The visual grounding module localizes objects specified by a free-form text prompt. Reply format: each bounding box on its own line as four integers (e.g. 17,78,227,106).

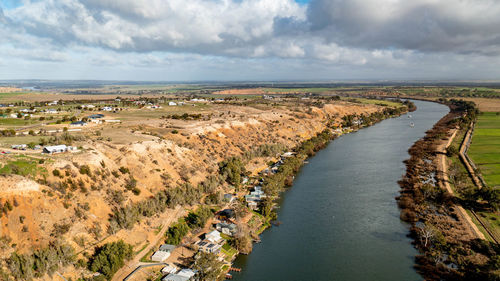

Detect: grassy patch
139,247,155,263
477,211,500,242
466,210,495,243
220,233,232,241
0,92,28,102
0,135,48,147
469,112,500,187
0,118,42,127
0,155,46,178
342,97,402,107
135,243,148,255
221,242,238,261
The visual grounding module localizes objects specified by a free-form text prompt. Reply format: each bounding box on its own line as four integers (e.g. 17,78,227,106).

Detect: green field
0,118,42,127
345,97,402,107
0,155,46,178
469,112,500,187
0,91,27,102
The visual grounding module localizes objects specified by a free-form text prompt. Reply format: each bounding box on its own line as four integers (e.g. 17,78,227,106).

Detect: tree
418,223,435,248
260,196,274,218
89,240,133,280
193,252,224,281
219,157,245,188
231,223,252,254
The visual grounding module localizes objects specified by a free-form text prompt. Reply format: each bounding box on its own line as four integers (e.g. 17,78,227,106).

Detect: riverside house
196,240,222,254
216,222,237,236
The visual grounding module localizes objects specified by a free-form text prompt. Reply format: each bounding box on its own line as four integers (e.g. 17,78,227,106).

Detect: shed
43,145,68,154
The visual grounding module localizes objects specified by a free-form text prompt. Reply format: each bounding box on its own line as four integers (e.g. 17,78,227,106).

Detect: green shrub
88,240,133,280
79,165,91,176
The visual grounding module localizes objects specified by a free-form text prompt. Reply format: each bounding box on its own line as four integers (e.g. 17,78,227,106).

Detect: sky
1,0,500,81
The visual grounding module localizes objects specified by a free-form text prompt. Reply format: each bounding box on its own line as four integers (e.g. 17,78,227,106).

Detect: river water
231,100,449,281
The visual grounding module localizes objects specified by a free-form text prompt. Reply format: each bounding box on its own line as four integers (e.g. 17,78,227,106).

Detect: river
231,100,449,281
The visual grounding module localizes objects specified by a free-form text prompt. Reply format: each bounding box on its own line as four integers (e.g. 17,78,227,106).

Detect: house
245,186,266,203
90,119,102,124
163,269,196,281
70,121,87,127
161,264,178,274
43,145,73,154
87,114,104,119
47,101,58,106
205,230,222,243
168,102,177,106
45,109,58,114
101,106,113,111
162,274,189,281
216,222,237,236
104,119,121,123
196,240,222,254
151,244,175,262
177,269,196,278
11,144,27,150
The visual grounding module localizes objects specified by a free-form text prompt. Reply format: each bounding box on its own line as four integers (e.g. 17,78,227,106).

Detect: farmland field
469,112,500,187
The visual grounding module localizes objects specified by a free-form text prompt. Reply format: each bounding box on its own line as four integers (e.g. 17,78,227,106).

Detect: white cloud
1,0,500,80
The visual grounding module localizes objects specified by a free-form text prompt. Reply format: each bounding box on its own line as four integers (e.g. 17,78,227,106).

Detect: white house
177,269,196,278
205,230,222,243
162,269,196,281
162,274,189,281
70,121,87,127
43,145,74,154
102,106,113,111
168,101,177,106
161,264,178,274
151,244,175,262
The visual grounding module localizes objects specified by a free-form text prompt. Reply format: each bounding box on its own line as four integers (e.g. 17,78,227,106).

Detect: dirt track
111,206,185,281
435,129,486,240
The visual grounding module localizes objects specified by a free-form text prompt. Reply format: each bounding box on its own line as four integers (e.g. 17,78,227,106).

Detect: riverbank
397,99,500,280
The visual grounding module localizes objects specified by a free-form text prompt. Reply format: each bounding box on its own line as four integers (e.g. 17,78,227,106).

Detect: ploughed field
469,112,500,187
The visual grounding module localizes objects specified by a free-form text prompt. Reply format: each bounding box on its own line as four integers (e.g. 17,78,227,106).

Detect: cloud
1,0,500,80
307,0,500,55
5,0,306,55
